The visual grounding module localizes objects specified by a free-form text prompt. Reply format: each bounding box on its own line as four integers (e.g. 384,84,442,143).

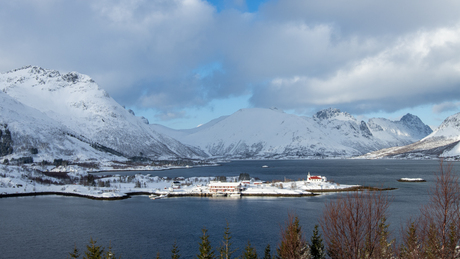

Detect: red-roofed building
307,172,326,182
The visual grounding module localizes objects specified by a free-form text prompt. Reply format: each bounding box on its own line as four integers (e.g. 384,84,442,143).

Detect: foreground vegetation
69,160,460,258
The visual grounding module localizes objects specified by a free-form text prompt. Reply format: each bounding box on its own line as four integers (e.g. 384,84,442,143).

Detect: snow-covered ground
0,164,358,199
397,178,426,182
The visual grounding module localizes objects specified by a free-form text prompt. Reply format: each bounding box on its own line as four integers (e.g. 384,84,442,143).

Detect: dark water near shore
0,159,458,258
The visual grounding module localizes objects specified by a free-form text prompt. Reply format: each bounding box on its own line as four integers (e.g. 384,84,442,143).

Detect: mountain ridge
2,66,456,162
0,66,206,161
151,107,434,159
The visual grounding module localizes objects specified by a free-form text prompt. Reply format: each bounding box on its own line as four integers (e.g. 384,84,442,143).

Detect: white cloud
433,102,460,114
251,24,460,114
1,0,460,123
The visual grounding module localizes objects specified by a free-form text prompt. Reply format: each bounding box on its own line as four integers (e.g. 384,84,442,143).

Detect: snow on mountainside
0,66,205,160
152,107,433,159
367,114,433,147
362,112,460,159
0,91,119,161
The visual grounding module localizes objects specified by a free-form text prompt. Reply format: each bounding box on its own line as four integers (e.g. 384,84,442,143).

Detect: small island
397,178,426,182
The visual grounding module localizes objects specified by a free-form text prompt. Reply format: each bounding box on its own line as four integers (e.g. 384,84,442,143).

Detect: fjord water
0,159,457,258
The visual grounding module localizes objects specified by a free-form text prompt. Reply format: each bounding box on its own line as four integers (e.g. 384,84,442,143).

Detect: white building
208,181,242,193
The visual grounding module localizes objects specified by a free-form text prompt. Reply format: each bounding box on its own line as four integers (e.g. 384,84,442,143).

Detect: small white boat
228,193,241,198
212,192,226,197
149,193,168,199
262,165,269,168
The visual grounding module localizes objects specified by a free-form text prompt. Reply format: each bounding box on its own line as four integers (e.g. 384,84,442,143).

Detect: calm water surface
1,159,458,258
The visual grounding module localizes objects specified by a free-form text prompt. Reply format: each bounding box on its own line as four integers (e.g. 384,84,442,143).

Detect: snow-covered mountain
0,66,438,161
152,107,433,159
363,112,460,159
0,66,205,161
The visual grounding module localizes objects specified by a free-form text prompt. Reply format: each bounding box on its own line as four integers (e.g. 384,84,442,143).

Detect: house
171,181,181,189
208,181,242,193
307,172,326,182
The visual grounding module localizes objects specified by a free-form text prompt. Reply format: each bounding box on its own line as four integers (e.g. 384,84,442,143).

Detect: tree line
69,160,460,258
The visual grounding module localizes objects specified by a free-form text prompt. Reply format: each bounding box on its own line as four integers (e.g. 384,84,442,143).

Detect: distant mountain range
151,107,433,159
362,112,460,159
0,66,458,162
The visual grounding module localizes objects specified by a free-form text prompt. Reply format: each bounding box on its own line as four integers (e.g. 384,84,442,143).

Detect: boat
262,165,269,168
212,192,226,197
149,193,168,200
228,193,241,198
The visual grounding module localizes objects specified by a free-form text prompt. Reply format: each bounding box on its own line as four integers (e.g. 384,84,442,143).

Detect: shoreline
0,185,396,201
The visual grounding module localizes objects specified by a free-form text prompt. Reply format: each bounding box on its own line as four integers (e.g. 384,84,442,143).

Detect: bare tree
320,190,392,259
417,160,460,259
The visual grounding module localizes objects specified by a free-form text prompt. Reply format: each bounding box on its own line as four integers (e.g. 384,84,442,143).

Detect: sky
1,0,460,129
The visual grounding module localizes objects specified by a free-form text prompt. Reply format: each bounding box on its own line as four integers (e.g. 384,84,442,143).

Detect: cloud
250,25,460,114
154,110,188,121
433,102,460,114
1,0,460,122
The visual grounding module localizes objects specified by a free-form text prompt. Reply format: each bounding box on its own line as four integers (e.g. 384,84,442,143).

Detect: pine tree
263,244,271,259
399,221,420,259
171,240,180,259
104,242,117,259
219,222,237,259
375,216,394,259
309,225,325,259
242,240,258,259
197,228,215,259
277,214,308,259
69,243,80,259
84,237,104,259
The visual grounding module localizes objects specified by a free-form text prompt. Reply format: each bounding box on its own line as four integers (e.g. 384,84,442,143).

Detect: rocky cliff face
0,124,13,157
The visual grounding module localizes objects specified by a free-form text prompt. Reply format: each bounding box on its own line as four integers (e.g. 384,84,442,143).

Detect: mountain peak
400,113,420,124
3,65,95,85
399,113,433,136
314,108,353,120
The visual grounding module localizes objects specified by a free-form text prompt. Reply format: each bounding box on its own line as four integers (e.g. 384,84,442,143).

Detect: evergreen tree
263,244,271,259
399,221,420,258
104,242,117,259
277,214,308,259
375,216,394,259
309,225,325,259
69,243,80,259
171,240,180,259
242,240,258,259
219,222,237,259
84,238,104,259
197,228,215,259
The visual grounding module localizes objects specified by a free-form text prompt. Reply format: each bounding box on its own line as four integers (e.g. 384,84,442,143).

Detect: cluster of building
204,172,326,196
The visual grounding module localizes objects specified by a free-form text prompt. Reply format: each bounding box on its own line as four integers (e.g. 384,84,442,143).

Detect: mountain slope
362,112,460,159
152,107,433,159
0,91,117,161
0,66,205,160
